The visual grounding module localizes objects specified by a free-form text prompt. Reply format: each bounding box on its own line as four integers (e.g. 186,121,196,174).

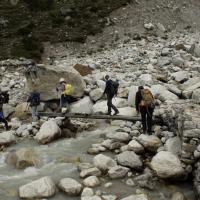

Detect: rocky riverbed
1,17,200,200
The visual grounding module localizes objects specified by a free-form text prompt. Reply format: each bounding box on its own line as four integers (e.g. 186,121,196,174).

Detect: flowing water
0,125,196,200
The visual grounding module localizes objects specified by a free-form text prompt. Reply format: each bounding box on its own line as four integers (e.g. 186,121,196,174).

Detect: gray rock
102,195,118,200
58,178,82,196
151,151,185,179
116,151,142,170
93,154,117,171
3,104,15,118
172,56,184,67
107,132,130,142
137,134,162,152
108,165,129,179
70,96,93,114
19,176,56,198
82,196,102,200
80,167,101,178
192,88,200,103
171,71,189,83
35,120,61,144
138,74,153,86
128,140,144,154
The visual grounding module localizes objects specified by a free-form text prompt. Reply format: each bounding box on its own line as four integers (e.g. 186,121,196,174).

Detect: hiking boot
113,110,119,115
106,112,111,115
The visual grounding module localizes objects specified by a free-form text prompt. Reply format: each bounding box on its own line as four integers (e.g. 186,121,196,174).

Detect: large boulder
128,140,144,154
92,98,128,114
121,194,148,200
35,120,61,144
19,176,56,198
128,86,138,107
58,178,82,196
93,154,117,172
25,64,86,101
5,148,40,169
73,63,93,76
70,96,93,114
171,71,189,83
116,151,143,170
151,151,185,179
138,74,153,86
0,131,16,147
118,107,137,116
137,134,162,152
3,104,15,118
180,77,200,98
13,102,29,119
89,88,104,101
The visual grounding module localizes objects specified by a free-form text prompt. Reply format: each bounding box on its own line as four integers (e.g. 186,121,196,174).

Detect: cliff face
0,0,130,60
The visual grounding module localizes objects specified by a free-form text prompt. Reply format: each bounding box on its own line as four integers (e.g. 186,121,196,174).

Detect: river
0,124,196,200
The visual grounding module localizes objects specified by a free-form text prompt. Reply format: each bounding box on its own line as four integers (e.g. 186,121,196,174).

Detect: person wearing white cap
56,78,72,110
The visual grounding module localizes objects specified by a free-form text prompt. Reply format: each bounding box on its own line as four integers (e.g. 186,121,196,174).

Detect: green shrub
23,0,54,11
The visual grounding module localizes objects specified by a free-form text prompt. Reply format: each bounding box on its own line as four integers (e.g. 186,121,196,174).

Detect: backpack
29,92,40,106
110,80,119,96
140,89,155,108
63,84,72,96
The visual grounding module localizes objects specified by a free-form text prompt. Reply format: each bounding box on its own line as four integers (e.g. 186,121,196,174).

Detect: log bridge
38,112,162,123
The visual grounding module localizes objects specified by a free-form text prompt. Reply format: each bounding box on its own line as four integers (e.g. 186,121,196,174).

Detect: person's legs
147,107,154,134
140,107,147,133
31,106,37,121
107,97,112,115
0,115,9,130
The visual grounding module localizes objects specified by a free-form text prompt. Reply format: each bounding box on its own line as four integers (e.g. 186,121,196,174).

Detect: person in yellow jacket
56,78,72,110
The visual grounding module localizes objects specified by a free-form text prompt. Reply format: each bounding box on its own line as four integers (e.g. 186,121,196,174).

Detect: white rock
19,176,56,198
83,176,100,187
93,154,117,171
70,96,94,114
89,88,104,101
192,88,200,103
35,120,61,144
108,165,129,179
151,151,185,179
102,195,118,200
118,107,137,116
81,187,94,197
0,131,16,146
116,151,142,170
58,178,82,196
121,194,148,200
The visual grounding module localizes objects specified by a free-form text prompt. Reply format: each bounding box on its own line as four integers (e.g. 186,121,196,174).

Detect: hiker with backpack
135,86,155,134
0,89,9,130
56,78,72,111
27,87,40,121
103,75,119,115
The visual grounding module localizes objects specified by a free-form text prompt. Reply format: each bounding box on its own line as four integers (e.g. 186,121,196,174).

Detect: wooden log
37,112,162,123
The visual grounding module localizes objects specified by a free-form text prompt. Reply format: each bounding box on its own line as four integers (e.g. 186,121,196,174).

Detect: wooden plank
38,112,162,123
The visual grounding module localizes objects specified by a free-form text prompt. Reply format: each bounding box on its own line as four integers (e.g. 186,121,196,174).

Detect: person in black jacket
103,75,119,115
0,89,9,130
135,86,154,134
